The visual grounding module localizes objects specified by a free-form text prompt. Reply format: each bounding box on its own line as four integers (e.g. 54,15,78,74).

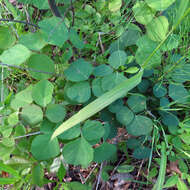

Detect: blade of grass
153,142,167,190
51,69,143,139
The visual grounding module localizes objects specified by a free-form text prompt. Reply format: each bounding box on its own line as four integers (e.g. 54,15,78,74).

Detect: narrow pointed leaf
51,69,143,139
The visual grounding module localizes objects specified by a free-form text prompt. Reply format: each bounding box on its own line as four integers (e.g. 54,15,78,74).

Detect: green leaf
27,54,55,80
66,81,91,103
58,124,81,140
127,94,147,113
108,0,122,12
1,137,15,147
136,35,161,68
101,73,126,91
116,106,134,126
161,34,180,51
0,44,31,66
82,120,105,141
146,16,169,42
39,17,69,47
169,84,189,103
92,78,105,97
108,99,123,113
177,178,188,190
109,28,141,53
69,29,84,49
57,163,66,182
8,112,19,126
93,143,117,163
160,111,179,127
93,64,113,77
31,134,60,160
62,137,93,168
32,80,54,107
108,50,127,69
64,59,93,82
117,165,134,173
126,115,153,136
10,85,33,110
45,104,66,123
145,0,176,11
19,32,46,51
51,69,143,139
0,26,16,49
132,1,155,25
133,146,151,159
21,104,43,126
125,66,139,74
64,182,91,190
32,163,44,187
127,138,142,149
153,83,167,98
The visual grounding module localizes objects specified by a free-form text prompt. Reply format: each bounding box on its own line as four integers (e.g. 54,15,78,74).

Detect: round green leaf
126,115,153,136
161,111,179,127
66,81,91,103
169,84,189,103
133,146,151,159
127,94,146,113
153,83,167,98
58,124,81,140
126,138,142,149
82,120,105,141
93,64,113,77
19,32,46,51
39,17,69,47
116,106,134,126
161,34,180,51
27,54,55,80
145,0,176,11
21,104,43,126
125,66,139,74
92,78,105,97
31,134,60,160
11,85,33,110
0,26,16,50
32,80,54,107
108,99,123,113
64,59,93,82
101,73,126,91
45,104,66,123
108,0,122,12
132,1,155,25
146,16,169,42
93,143,117,163
62,137,94,168
0,44,31,66
108,50,127,69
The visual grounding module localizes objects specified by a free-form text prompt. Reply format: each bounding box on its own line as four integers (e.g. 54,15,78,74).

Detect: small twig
70,0,75,27
98,32,105,54
95,163,103,190
83,164,98,184
1,67,4,102
133,160,144,189
0,131,42,143
0,18,40,28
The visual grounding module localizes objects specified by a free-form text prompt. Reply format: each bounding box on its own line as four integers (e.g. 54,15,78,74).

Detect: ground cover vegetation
0,0,190,189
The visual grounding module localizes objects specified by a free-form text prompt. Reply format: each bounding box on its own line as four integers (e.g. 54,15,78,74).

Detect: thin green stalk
152,142,167,190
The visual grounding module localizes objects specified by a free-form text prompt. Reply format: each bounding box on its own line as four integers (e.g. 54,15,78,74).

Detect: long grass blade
153,142,167,190
51,69,143,139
